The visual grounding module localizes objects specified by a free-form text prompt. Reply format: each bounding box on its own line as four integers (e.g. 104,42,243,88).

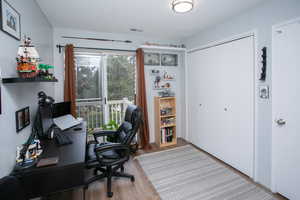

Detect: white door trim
185,30,258,180
184,49,189,141
271,16,300,193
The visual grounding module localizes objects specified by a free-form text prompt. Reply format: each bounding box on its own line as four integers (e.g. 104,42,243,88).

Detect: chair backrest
0,176,27,200
117,104,142,145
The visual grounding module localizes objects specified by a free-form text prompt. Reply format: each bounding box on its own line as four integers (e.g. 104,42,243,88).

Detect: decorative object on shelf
144,52,160,66
153,74,172,90
38,64,54,80
153,83,172,90
172,0,194,13
163,71,176,81
16,36,40,78
259,47,267,81
15,106,30,133
0,0,21,40
161,54,178,66
161,82,171,89
161,117,176,126
150,69,160,76
158,89,175,97
153,75,162,89
259,85,269,99
160,107,173,116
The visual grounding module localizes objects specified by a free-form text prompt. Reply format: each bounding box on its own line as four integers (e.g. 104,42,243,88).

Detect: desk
12,123,86,199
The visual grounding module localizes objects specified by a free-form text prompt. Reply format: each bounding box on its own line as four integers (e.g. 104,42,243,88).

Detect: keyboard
53,128,73,146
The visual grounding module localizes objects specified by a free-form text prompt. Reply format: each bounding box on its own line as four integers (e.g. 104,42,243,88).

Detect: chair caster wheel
107,192,113,198
130,176,135,182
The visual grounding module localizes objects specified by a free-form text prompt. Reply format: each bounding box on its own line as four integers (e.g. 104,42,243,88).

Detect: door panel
75,53,105,129
272,20,300,199
187,36,254,177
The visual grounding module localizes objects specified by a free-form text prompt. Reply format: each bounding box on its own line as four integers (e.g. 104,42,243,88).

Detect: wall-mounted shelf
2,77,58,84
140,45,186,52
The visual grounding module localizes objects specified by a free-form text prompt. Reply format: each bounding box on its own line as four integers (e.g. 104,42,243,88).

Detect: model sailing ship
16,36,55,79
16,36,40,78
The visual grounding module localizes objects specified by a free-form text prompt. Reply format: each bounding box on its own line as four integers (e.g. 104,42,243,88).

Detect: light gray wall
183,0,300,188
0,0,53,177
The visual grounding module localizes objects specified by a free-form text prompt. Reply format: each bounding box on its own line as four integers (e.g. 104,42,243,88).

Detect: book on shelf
161,127,174,144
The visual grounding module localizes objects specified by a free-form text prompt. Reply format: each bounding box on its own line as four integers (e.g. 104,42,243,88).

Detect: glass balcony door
75,51,136,129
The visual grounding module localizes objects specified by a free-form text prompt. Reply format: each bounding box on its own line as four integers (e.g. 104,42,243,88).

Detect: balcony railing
76,98,133,129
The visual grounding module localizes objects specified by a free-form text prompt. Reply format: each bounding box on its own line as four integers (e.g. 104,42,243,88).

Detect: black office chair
85,104,142,198
0,176,28,200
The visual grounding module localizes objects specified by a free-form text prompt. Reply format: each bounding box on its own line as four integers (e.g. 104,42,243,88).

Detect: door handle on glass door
276,119,286,126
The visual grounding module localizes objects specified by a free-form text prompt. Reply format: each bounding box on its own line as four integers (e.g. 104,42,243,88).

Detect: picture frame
0,0,21,40
144,53,160,66
16,107,30,133
161,54,178,66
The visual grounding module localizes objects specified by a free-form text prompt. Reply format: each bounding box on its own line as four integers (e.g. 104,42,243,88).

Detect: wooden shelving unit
155,97,177,148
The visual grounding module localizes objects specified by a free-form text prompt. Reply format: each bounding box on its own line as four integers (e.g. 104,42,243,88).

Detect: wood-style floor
50,138,287,200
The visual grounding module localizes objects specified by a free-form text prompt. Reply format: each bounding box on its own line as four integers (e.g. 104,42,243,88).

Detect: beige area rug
136,145,276,200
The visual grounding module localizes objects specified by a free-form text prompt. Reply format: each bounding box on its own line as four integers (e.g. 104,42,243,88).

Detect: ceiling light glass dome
172,0,194,13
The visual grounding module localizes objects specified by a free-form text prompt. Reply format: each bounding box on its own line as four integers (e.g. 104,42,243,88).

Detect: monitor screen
52,102,71,118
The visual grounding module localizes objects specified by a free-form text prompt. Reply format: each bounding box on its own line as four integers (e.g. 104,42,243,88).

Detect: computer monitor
52,102,71,118
38,104,54,138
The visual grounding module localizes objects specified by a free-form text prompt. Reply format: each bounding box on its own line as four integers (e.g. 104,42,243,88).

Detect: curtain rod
56,45,136,54
62,36,132,44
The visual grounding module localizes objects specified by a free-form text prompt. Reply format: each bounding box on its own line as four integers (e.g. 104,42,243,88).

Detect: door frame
271,16,300,193
185,30,259,180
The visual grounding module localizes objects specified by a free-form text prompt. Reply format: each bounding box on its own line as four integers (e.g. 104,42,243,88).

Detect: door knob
276,119,286,126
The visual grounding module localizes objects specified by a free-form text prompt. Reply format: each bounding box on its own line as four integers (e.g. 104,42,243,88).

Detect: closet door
187,52,203,145
272,20,300,199
187,36,255,177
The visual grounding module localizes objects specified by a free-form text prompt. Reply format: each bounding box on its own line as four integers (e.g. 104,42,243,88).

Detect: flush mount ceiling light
172,0,194,13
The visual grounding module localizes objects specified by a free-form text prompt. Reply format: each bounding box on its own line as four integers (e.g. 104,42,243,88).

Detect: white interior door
187,36,255,177
272,19,300,200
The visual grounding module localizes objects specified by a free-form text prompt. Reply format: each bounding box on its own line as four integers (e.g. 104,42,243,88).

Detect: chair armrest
94,143,130,166
92,130,117,141
94,143,130,154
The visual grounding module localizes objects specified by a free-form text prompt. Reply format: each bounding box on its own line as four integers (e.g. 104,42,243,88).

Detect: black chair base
84,166,135,198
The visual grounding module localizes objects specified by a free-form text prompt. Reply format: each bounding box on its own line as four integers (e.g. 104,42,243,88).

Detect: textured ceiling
37,0,267,41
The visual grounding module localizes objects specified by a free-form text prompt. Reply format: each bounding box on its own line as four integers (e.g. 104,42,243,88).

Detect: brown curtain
64,44,77,117
136,48,150,149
